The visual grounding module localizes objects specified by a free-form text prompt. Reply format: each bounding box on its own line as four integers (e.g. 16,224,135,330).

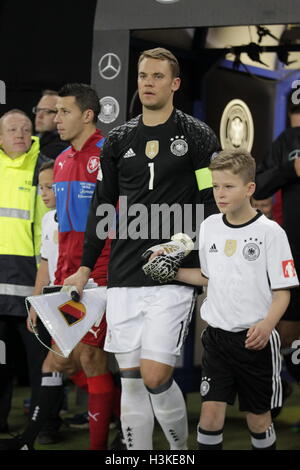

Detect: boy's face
39,168,56,209
212,169,255,215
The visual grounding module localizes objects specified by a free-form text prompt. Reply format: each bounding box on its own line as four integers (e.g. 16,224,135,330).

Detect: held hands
245,319,274,350
142,233,194,283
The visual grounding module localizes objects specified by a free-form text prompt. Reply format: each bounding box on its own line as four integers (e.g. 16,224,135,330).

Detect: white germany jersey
199,212,299,332
40,210,58,284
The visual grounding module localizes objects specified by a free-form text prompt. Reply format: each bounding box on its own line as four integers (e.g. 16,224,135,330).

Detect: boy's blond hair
209,149,256,183
138,47,180,78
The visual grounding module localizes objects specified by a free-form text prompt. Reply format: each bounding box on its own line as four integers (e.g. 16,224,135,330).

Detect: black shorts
281,287,300,321
200,326,282,414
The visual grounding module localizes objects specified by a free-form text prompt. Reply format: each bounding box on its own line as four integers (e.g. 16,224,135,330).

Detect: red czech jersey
53,130,110,285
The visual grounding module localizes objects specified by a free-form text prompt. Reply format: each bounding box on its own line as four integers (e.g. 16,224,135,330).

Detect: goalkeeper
63,47,219,450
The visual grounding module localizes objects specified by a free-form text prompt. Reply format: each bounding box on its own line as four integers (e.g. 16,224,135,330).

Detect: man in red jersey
0,84,120,450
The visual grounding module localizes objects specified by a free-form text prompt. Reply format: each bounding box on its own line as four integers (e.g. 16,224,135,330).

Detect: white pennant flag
26,287,107,357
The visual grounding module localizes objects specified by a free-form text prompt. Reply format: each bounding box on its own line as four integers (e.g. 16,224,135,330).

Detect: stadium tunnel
1,0,300,392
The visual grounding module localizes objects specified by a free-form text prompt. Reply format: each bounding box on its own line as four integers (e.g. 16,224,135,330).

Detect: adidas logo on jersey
209,243,218,253
123,148,136,158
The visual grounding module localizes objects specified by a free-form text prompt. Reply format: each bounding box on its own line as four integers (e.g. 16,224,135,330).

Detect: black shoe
0,436,33,450
63,412,89,429
38,418,62,445
37,429,61,445
0,423,9,434
109,430,127,450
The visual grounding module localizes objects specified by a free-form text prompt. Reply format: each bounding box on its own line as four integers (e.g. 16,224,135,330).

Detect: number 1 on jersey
148,162,154,190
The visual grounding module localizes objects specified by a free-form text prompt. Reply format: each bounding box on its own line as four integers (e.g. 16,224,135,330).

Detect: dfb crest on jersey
145,140,159,159
220,99,254,152
170,135,188,156
243,242,260,261
87,156,100,174
58,300,86,326
224,239,237,257
242,238,262,261
200,376,211,396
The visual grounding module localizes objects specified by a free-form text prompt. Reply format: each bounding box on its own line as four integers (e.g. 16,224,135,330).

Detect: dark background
0,0,97,116
0,0,213,121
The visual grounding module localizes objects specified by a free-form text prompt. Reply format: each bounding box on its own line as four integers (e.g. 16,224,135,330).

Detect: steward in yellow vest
0,109,49,316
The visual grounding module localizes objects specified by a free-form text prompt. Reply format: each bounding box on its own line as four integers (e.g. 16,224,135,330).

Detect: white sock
149,380,188,450
120,377,154,450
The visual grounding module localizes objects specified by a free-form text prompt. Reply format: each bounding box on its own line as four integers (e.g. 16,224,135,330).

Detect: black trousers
0,315,50,425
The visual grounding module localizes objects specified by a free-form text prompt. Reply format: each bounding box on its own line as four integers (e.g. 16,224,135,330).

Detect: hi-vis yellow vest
0,137,49,314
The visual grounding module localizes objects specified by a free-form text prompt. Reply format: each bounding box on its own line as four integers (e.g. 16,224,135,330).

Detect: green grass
2,384,300,450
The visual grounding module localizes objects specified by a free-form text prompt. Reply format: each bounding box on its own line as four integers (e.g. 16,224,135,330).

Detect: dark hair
58,83,100,123
138,47,180,78
39,160,55,173
209,149,256,183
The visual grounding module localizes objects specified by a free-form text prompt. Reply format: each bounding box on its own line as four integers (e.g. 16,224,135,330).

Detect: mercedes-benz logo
98,53,121,80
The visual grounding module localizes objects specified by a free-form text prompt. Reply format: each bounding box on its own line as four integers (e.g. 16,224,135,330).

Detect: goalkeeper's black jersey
82,108,219,287
255,126,300,265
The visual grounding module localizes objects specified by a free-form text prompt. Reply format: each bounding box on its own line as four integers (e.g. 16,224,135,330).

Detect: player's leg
197,327,236,450
239,329,281,450
78,328,115,450
20,344,71,447
141,358,188,450
0,343,77,450
116,350,155,450
140,285,196,450
105,287,155,450
246,411,276,450
197,401,227,450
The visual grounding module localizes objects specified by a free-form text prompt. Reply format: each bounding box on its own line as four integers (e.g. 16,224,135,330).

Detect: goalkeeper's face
138,58,180,111
212,169,256,216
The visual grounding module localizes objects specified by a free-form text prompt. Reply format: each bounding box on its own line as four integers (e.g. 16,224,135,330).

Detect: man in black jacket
255,101,300,388
33,90,68,159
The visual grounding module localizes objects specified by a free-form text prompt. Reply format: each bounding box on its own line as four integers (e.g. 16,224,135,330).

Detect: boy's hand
27,306,38,333
142,233,194,283
148,249,165,261
142,233,194,262
245,319,274,350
